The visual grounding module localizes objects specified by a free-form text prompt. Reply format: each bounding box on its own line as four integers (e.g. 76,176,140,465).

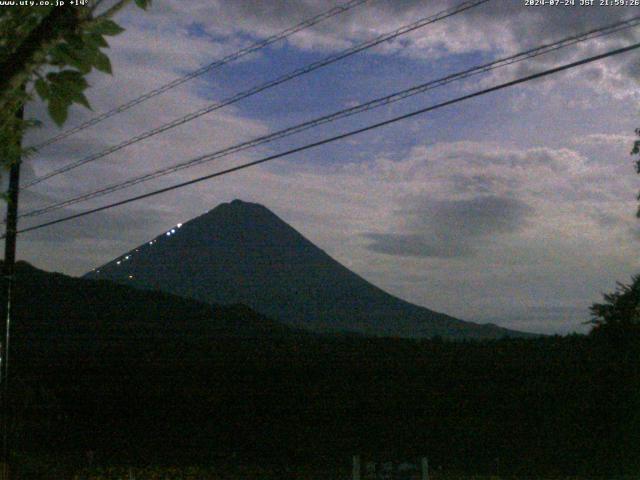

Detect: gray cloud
163,0,640,94
20,205,166,244
449,173,517,195
365,232,471,258
405,195,534,237
365,195,534,258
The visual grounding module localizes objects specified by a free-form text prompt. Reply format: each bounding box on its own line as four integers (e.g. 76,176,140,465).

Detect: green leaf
75,91,91,110
84,32,109,49
135,0,151,10
63,32,84,51
55,70,88,89
50,43,92,73
93,50,112,74
47,71,88,109
34,78,50,100
45,70,92,112
92,19,125,37
48,98,68,126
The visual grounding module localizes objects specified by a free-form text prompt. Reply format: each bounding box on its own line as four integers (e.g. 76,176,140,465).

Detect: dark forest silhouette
4,262,638,478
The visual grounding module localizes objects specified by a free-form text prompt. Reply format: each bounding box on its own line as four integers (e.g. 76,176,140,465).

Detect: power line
26,0,372,152
24,0,489,187
22,0,492,189
20,14,640,219
14,41,640,237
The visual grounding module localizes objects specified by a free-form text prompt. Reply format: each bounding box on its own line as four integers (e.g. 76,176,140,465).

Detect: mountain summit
84,200,529,339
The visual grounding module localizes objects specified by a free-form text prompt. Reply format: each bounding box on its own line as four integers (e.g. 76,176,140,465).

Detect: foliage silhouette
3,262,638,477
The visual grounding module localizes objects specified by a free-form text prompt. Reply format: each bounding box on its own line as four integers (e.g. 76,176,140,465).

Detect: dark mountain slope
85,199,531,339
7,260,300,352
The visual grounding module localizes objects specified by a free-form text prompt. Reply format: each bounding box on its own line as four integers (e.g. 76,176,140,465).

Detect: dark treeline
4,262,639,477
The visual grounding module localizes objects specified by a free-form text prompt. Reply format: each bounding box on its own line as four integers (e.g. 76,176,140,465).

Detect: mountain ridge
7,259,302,341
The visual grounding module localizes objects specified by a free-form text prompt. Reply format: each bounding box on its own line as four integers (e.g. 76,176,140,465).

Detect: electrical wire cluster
13,0,640,237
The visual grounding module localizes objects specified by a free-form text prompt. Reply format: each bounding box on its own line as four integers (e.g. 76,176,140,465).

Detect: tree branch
0,8,80,113
95,0,131,20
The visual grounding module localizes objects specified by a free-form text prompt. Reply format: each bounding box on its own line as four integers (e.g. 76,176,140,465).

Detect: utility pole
1,105,23,480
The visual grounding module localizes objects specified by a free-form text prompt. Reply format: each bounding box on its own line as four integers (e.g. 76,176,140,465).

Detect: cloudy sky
16,0,640,334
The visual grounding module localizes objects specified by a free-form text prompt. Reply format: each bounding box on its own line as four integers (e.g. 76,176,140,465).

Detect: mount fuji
84,200,530,339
